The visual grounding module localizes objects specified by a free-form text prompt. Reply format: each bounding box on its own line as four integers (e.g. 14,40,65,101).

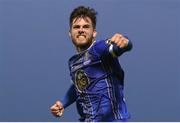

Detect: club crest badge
75,69,89,92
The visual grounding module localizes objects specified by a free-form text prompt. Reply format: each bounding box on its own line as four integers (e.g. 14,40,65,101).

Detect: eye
83,25,90,29
73,25,80,29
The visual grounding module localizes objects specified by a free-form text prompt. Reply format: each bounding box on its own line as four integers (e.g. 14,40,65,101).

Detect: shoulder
93,39,108,48
68,53,79,68
90,39,110,56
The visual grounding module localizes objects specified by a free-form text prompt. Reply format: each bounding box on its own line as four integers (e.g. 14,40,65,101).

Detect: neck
76,40,95,53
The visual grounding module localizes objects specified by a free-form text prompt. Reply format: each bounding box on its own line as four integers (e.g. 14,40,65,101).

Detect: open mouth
77,35,86,38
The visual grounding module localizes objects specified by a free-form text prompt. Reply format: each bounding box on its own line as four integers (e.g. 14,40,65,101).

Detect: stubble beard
72,36,94,52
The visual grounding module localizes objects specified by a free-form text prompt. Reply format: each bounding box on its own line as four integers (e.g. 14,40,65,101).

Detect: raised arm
107,33,133,57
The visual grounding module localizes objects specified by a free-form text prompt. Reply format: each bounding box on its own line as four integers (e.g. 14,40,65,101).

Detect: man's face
69,17,97,50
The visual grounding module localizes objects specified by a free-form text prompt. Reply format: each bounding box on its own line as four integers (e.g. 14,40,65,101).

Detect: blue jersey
62,39,132,122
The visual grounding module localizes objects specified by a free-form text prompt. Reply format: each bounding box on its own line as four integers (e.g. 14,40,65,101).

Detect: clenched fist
109,33,129,48
50,101,64,117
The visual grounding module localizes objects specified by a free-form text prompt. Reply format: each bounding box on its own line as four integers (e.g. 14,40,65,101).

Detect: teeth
78,35,85,38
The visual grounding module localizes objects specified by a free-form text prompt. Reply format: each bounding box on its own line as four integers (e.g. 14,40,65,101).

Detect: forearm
61,84,77,108
109,40,133,57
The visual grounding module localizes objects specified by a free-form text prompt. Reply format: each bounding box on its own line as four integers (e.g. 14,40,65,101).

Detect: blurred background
0,0,179,121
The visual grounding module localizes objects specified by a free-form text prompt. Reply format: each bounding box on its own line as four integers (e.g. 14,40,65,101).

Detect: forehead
72,17,93,25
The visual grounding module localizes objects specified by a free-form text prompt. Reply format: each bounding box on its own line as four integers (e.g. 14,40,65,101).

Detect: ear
69,30,71,37
93,29,97,38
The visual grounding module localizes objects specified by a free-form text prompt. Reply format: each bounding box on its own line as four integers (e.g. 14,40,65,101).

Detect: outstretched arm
50,84,77,117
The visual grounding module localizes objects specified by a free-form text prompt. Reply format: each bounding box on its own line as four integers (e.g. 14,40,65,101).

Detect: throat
76,45,90,52
76,40,95,53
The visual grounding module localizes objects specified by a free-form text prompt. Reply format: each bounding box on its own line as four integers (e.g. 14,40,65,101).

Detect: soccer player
50,6,133,122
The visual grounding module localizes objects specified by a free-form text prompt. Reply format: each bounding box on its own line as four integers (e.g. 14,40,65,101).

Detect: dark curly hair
69,6,97,29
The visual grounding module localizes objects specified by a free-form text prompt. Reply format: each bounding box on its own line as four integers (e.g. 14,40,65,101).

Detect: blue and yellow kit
61,39,132,122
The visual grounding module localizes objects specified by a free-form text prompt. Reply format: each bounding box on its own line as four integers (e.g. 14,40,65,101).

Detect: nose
78,27,84,34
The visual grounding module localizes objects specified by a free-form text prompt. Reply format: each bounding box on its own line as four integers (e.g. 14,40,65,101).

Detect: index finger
50,104,59,110
51,106,60,111
111,33,123,42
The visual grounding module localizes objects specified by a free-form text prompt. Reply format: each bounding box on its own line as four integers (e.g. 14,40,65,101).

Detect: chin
76,43,88,47
76,40,88,46
73,38,93,48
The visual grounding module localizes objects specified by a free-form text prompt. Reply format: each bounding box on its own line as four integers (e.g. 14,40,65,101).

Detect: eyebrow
72,24,90,28
73,16,90,24
72,25,80,28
